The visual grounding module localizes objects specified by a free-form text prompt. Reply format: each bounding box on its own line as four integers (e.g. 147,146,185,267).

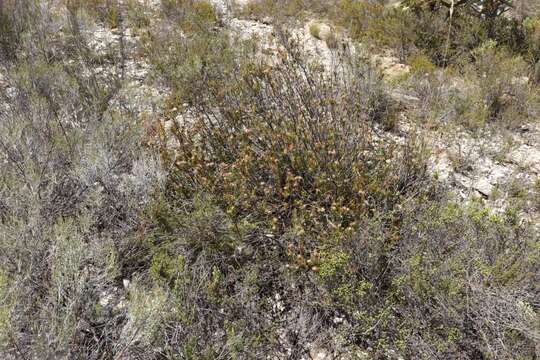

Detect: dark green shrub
358,1,528,67
143,28,432,358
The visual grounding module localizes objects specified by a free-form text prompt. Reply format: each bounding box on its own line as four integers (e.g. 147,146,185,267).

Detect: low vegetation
0,0,539,359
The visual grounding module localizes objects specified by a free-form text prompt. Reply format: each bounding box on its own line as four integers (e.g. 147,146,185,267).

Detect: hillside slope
0,0,539,359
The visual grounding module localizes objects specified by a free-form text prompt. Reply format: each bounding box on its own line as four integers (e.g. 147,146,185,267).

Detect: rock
372,54,410,79
474,178,494,198
114,298,127,313
308,21,332,41
208,0,230,17
261,16,273,25
389,90,420,105
511,76,529,86
383,63,410,79
235,0,256,8
454,173,472,189
99,289,116,308
518,124,532,133
229,18,274,41
431,154,452,182
270,293,285,313
310,349,330,360
509,145,540,174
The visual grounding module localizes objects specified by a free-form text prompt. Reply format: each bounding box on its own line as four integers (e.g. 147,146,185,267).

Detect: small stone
389,90,420,105
383,63,410,79
474,178,494,198
99,291,115,308
261,16,272,25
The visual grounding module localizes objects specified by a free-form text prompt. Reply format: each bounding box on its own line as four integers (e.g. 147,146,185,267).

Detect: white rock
310,349,329,360
509,145,540,174
99,290,116,308
474,178,494,198
372,54,410,79
431,154,452,182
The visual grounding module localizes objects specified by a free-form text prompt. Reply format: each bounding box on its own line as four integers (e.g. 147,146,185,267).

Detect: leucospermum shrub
162,39,426,248
142,34,432,357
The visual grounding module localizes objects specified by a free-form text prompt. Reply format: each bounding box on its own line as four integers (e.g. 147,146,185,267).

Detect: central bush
162,40,426,243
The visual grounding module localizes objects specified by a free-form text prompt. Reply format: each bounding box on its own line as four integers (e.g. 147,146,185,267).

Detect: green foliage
407,53,437,75
319,250,349,278
402,0,514,20
334,0,528,67
240,0,331,20
150,250,186,284
160,0,217,29
66,0,122,28
142,5,232,107
387,200,539,358
0,269,11,347
335,0,385,40
365,8,415,61
309,22,322,39
459,45,538,129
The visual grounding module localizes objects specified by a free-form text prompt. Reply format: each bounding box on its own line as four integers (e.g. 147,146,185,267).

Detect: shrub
141,0,231,107
0,3,163,358
309,22,322,39
335,0,385,41
143,27,431,358
364,8,416,61
402,43,539,130
160,0,217,29
0,269,11,347
459,44,538,129
325,30,339,49
239,0,333,21
389,200,540,358
0,0,43,61
66,0,122,28
162,38,419,237
407,53,437,75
